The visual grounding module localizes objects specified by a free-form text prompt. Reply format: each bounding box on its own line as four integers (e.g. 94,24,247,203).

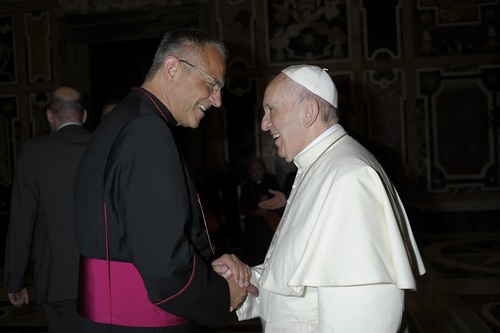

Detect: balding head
47,86,87,132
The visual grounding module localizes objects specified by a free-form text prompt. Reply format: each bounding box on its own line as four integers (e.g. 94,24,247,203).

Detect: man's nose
261,112,270,131
210,91,222,108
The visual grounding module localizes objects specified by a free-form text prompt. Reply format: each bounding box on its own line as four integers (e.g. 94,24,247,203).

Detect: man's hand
258,189,286,210
8,288,29,307
227,280,259,312
212,254,251,288
227,279,247,312
212,254,260,311
247,283,259,297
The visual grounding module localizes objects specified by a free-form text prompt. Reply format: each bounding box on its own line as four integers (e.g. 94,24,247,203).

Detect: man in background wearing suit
4,86,91,332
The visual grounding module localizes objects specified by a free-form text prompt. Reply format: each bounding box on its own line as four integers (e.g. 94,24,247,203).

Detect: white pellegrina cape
237,126,425,332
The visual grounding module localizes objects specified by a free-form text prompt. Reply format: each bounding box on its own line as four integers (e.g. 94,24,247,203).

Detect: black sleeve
105,116,230,327
4,144,37,293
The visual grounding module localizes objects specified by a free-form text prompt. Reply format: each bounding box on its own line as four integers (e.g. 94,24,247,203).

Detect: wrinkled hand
227,280,259,312
212,254,250,288
8,288,29,307
258,189,286,210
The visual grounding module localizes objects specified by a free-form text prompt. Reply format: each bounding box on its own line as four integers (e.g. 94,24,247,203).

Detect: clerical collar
132,86,177,127
296,123,341,158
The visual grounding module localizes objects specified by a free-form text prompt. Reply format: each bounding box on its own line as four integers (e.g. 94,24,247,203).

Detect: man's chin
186,114,203,129
277,150,288,162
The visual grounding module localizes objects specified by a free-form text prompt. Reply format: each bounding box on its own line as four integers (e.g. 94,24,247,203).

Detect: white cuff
236,265,263,321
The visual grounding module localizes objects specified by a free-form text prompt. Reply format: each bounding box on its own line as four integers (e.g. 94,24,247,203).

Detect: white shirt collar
57,122,82,131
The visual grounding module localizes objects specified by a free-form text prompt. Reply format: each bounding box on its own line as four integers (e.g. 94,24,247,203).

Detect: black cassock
74,87,229,332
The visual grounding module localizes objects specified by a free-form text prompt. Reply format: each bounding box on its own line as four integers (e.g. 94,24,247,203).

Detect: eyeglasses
179,59,223,95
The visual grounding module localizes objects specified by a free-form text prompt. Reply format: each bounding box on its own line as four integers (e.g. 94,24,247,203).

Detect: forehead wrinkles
264,76,290,109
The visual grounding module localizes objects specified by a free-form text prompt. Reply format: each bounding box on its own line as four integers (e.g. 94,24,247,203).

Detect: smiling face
171,44,226,128
261,74,308,162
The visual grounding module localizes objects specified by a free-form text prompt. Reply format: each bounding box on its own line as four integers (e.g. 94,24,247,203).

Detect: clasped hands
212,254,258,312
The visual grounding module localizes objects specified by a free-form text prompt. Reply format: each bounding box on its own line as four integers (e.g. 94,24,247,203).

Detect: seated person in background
258,168,296,211
239,158,282,266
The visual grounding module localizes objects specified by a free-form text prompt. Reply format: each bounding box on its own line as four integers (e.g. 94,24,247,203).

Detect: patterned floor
406,234,500,333
0,232,499,332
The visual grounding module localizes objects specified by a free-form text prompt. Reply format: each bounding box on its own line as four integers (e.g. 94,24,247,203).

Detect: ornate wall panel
266,0,349,63
24,11,52,82
216,0,256,69
0,2,60,188
59,0,194,11
215,0,259,174
364,68,406,162
0,14,18,185
0,95,18,186
29,91,50,138
0,0,498,212
0,15,17,84
334,72,354,127
414,0,500,56
417,65,500,194
362,0,402,60
223,77,260,178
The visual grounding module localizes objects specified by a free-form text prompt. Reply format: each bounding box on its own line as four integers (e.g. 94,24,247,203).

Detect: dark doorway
88,38,160,129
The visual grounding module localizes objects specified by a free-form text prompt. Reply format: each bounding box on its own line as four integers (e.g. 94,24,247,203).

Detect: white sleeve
236,265,263,321
318,284,405,333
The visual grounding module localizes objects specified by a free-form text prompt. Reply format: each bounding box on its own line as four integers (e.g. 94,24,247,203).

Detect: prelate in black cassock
74,87,229,331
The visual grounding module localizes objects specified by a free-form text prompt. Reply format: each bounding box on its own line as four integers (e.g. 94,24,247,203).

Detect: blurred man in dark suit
4,86,91,332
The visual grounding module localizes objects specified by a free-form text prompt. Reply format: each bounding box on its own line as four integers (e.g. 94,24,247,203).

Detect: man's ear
46,109,57,132
82,109,88,124
46,109,54,125
303,98,319,128
162,56,179,83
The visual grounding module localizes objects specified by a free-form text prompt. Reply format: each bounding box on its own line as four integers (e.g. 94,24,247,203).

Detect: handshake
212,254,258,312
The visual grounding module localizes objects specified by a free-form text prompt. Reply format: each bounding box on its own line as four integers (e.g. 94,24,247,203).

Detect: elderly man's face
249,161,265,182
173,45,225,129
261,75,304,162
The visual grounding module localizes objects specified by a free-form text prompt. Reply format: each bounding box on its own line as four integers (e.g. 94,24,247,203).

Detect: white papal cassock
237,125,426,332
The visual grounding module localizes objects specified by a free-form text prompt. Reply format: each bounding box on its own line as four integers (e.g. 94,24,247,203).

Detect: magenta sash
78,256,189,327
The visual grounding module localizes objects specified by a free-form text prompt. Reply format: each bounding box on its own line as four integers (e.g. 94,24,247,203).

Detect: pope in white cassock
236,65,426,332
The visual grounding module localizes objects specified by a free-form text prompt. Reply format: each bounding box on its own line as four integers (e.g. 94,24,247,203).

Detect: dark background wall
0,0,499,236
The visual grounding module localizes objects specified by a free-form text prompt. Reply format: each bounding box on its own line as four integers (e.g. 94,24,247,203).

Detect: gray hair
145,28,228,80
